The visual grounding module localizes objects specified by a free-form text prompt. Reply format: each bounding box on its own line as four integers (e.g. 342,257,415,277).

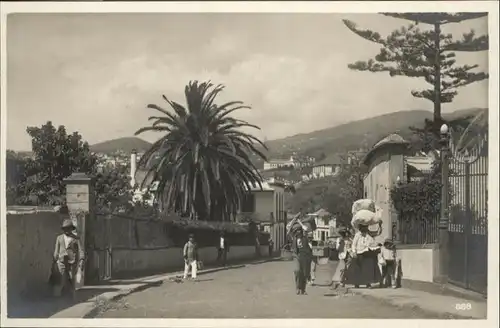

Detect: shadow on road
193,278,214,282
7,287,119,318
314,283,333,287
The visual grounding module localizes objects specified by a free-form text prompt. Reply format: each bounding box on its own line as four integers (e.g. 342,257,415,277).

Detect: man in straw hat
52,219,85,298
183,233,199,280
291,225,313,295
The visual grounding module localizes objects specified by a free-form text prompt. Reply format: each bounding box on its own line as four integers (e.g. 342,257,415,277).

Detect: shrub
390,163,453,219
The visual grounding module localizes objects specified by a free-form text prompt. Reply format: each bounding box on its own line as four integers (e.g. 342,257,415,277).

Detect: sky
6,13,488,151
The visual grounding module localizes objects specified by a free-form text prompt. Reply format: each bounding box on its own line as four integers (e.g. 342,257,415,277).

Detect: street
95,260,449,318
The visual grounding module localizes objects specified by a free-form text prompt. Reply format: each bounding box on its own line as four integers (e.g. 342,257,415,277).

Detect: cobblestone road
96,260,448,318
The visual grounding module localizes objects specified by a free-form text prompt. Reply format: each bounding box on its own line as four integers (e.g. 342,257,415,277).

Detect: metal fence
398,212,440,245
448,155,488,295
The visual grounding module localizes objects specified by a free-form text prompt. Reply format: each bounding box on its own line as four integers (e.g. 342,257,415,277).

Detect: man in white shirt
217,231,229,266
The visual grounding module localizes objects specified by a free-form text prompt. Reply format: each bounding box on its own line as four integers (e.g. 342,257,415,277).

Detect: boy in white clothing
378,238,398,288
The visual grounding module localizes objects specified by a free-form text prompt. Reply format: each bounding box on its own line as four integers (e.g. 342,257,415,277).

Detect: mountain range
90,137,153,154
262,108,484,160
90,108,485,161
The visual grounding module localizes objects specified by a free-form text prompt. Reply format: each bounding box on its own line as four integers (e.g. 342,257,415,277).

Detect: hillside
262,108,485,159
88,108,484,160
91,137,152,154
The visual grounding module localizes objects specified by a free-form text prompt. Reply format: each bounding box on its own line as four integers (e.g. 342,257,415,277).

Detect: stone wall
6,209,64,300
6,207,269,299
112,245,268,278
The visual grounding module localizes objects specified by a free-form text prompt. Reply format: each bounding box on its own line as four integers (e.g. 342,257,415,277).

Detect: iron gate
85,213,112,284
448,155,488,295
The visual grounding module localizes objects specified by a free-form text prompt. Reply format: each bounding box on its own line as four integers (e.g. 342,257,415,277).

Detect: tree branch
381,12,488,25
444,30,489,51
342,19,386,45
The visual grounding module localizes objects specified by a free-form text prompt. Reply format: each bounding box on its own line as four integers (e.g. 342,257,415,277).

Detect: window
275,193,279,220
241,193,256,212
279,193,283,222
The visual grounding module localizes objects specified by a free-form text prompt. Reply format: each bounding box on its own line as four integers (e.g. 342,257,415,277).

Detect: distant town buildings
94,150,145,173
311,154,343,178
262,154,315,171
261,150,369,186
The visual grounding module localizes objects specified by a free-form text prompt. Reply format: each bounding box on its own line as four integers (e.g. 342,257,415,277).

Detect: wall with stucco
253,191,274,222
6,210,64,300
363,146,406,241
397,244,440,283
238,184,286,252
7,208,270,299
364,151,391,241
111,245,268,277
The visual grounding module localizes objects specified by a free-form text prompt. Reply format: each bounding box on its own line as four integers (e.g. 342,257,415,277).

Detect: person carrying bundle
351,224,380,288
288,213,314,295
350,199,383,289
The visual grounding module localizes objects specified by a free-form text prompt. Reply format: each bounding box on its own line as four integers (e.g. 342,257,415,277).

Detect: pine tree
343,13,489,135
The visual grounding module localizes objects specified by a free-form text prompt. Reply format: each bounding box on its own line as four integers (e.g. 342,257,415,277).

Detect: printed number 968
455,303,472,310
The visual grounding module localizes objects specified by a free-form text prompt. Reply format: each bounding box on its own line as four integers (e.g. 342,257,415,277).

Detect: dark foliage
343,13,488,132
135,81,268,222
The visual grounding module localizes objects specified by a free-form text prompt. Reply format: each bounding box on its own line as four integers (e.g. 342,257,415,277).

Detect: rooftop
363,133,410,165
307,208,331,217
266,159,294,164
314,154,344,166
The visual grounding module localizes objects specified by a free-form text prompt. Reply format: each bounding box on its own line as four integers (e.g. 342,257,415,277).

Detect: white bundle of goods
351,209,382,230
351,199,376,216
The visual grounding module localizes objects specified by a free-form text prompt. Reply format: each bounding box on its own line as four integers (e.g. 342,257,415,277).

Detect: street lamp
438,123,450,284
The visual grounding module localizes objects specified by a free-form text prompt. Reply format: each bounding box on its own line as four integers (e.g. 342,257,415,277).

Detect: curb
401,279,487,303
82,257,280,318
352,291,477,319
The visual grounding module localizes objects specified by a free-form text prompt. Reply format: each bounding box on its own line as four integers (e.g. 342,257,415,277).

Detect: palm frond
136,80,268,221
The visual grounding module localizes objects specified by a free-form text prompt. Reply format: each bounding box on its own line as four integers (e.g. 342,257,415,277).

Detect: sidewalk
352,286,487,319
7,256,281,319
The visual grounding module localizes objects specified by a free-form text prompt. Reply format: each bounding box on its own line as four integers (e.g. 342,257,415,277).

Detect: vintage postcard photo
0,1,498,327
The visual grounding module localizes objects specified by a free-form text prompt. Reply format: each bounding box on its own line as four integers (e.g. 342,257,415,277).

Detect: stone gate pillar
64,172,94,288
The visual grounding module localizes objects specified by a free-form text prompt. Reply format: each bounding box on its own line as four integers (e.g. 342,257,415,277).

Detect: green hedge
390,164,452,219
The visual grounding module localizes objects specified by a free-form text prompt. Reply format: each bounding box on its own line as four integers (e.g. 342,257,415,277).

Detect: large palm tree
135,81,268,221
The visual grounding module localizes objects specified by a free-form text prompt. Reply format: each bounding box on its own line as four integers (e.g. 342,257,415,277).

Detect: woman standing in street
291,227,313,295
350,224,379,288
307,231,317,286
331,227,353,288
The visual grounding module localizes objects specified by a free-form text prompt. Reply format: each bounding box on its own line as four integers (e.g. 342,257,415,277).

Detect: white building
263,156,296,170
237,181,287,252
311,154,343,178
307,209,336,242
262,155,314,171
130,150,158,207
